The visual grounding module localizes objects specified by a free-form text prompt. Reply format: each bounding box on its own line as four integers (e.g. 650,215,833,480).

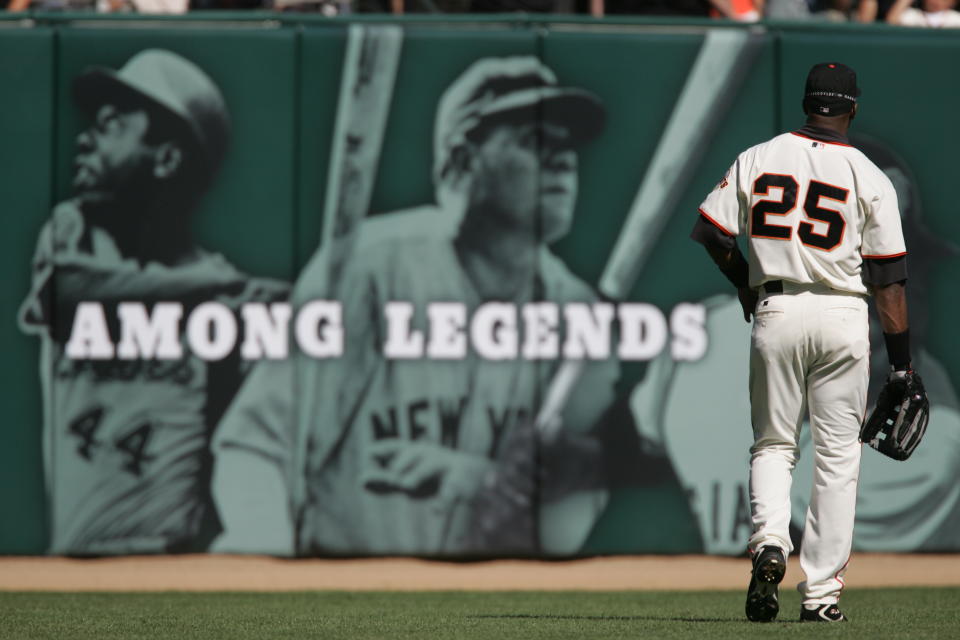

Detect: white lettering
65,302,115,359
383,301,424,359
116,302,183,360
670,303,708,361
426,302,467,359
295,300,343,358
521,303,559,359
187,302,237,361
562,303,614,359
617,303,667,361
471,302,517,360
241,303,292,360
59,298,703,362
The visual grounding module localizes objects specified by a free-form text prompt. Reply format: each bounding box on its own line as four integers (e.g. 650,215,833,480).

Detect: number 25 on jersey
751,174,848,251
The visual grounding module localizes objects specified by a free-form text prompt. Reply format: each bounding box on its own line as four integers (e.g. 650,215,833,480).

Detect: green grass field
1,587,957,639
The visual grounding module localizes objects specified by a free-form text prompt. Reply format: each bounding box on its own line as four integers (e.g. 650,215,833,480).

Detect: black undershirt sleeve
692,215,907,289
862,255,908,287
690,214,736,252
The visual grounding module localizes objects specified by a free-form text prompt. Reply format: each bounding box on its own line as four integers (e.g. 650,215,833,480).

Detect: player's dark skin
705,103,909,337
74,103,203,268
49,102,251,308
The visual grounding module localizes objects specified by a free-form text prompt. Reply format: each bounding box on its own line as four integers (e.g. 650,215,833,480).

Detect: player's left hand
737,286,759,322
362,440,493,504
860,367,930,461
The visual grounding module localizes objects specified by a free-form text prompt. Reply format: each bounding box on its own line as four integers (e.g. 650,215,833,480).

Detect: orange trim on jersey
698,207,736,237
790,132,853,148
862,251,908,259
799,180,848,252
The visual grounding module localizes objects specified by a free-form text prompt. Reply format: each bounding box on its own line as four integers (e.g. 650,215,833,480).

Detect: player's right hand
737,286,759,322
51,200,86,254
51,194,123,259
362,440,493,505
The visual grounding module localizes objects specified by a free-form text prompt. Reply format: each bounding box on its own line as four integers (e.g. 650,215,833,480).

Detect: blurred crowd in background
4,0,960,28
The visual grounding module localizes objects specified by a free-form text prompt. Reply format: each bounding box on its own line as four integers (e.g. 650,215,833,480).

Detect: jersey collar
791,125,852,147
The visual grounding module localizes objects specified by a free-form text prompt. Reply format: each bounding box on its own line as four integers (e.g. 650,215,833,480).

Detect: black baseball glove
860,368,930,461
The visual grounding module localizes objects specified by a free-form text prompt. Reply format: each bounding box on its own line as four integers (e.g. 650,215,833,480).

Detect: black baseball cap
803,62,860,116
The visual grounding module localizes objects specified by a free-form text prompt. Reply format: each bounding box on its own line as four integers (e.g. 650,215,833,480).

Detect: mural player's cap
434,56,605,177
803,62,860,116
74,49,231,172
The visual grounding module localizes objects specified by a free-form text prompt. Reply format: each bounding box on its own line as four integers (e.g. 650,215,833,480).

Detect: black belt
762,280,783,294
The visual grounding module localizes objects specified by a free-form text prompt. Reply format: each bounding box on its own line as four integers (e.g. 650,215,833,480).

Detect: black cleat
800,603,847,622
745,546,786,622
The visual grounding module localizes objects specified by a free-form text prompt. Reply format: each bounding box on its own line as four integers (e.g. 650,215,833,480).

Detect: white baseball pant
746,281,869,605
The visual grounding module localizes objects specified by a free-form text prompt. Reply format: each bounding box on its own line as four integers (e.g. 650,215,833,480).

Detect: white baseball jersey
698,130,906,293
212,207,618,556
20,213,286,554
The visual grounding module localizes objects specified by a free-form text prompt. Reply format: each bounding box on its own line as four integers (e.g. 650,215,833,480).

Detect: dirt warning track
1,553,959,592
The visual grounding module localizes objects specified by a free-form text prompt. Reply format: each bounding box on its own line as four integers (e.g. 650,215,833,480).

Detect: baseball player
790,135,960,550
631,134,960,557
692,63,914,622
210,56,619,556
19,49,287,554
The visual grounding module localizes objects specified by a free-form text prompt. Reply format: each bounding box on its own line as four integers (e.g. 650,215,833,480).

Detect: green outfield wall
1,15,958,556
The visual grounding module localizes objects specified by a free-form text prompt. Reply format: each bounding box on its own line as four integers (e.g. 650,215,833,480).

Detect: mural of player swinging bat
536,28,764,440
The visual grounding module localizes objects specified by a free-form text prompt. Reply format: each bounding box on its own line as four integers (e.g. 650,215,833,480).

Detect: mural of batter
19,49,287,554
210,56,630,557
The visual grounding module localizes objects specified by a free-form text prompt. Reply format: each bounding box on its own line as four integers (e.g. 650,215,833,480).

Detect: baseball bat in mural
291,24,404,510
536,29,764,440
319,24,404,287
